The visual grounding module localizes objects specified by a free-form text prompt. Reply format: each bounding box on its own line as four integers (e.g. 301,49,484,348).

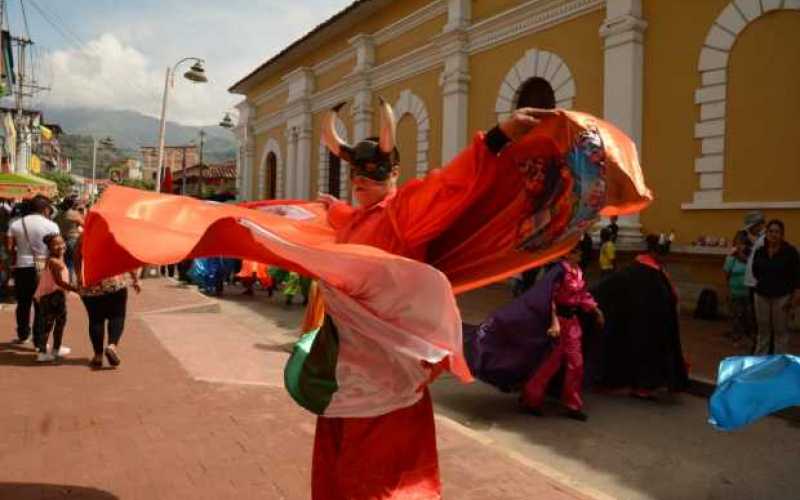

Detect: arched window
516,77,556,109
266,152,277,199
327,152,341,199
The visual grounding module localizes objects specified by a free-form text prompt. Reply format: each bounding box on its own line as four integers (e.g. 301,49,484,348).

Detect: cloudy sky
4,0,353,125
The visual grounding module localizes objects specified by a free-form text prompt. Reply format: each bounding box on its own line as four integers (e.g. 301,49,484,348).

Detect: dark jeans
81,288,128,355
13,267,42,342
38,291,67,353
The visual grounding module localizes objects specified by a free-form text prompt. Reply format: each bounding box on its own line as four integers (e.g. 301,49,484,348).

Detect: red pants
312,389,441,500
521,316,584,411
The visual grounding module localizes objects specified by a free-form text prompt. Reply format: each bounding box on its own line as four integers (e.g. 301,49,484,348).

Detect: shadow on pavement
0,483,118,499
0,343,91,367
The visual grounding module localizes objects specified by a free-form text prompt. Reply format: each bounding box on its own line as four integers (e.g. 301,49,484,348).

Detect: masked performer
590,234,688,398
464,243,603,421
80,103,651,499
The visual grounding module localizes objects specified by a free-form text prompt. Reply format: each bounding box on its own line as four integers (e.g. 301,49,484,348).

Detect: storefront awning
0,172,57,200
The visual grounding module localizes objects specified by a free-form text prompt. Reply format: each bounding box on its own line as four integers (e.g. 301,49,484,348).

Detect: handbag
21,215,47,277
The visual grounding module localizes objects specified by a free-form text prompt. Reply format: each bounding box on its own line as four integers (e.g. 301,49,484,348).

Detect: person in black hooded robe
589,234,689,398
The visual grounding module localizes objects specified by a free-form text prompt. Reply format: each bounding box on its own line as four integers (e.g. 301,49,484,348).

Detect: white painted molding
373,0,447,44
691,0,800,206
682,200,800,210
469,0,604,55
393,89,431,177
258,137,284,199
495,48,575,122
317,116,350,198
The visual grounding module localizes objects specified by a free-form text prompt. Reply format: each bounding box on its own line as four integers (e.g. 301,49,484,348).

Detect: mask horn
378,96,396,155
322,102,354,162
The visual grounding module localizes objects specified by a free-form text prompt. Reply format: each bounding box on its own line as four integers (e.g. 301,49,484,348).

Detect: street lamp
219,112,234,129
155,57,208,192
91,136,114,197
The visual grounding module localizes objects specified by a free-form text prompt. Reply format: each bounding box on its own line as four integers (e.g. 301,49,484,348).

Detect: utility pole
198,129,206,196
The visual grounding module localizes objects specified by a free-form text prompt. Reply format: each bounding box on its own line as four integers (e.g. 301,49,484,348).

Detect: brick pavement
0,279,591,500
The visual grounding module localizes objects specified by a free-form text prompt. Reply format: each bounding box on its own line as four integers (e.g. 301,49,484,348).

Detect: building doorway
516,77,556,109
266,152,277,199
327,151,341,199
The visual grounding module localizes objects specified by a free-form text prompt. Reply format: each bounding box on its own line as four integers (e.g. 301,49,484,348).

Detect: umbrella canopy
0,173,57,200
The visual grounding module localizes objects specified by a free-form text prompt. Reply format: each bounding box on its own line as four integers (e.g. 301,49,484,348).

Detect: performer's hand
594,308,605,330
132,281,142,294
317,193,340,209
547,326,561,338
499,108,556,142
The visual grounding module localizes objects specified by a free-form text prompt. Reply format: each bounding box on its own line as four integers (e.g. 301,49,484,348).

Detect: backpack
694,288,719,320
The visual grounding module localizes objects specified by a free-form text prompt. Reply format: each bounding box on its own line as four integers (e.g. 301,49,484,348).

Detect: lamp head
184,61,208,83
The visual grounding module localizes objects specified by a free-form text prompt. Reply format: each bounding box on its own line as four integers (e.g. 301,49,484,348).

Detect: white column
282,67,315,200
284,127,297,198
349,34,376,142
295,123,313,200
437,0,471,164
599,0,647,248
233,100,254,201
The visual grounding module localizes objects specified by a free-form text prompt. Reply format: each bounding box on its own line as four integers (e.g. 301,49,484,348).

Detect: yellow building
229,0,799,253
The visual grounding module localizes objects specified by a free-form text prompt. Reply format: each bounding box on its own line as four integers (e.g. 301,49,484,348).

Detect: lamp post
91,136,114,197
154,58,207,192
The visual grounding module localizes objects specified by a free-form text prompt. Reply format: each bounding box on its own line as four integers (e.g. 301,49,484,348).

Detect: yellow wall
374,15,446,65
372,67,443,177
468,9,605,135
315,59,355,92
255,91,288,119
642,0,799,244
725,10,800,203
396,114,418,184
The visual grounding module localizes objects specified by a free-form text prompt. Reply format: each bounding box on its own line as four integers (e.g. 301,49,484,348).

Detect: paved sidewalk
0,279,591,500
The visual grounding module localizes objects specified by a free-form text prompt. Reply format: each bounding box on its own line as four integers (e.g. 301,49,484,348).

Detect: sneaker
12,336,31,345
57,345,71,356
104,345,120,367
36,352,55,363
565,409,588,422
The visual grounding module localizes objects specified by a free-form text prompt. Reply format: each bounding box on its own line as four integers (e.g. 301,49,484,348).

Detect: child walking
520,243,604,421
34,233,79,362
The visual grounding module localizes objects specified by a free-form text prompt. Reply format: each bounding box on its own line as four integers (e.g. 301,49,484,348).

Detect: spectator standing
598,227,616,278
55,197,84,282
751,220,800,354
74,234,141,368
742,210,766,291
724,232,754,347
606,215,619,243
5,195,59,347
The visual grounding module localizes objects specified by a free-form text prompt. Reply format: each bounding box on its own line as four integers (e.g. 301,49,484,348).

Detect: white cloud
31,1,352,126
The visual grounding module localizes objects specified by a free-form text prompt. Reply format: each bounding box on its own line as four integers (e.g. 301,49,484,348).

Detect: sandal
104,345,121,367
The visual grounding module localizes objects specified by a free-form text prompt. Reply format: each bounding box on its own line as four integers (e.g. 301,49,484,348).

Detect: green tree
118,178,155,191
38,171,76,199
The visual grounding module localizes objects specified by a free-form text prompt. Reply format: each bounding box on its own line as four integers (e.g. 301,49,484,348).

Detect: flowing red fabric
83,111,651,295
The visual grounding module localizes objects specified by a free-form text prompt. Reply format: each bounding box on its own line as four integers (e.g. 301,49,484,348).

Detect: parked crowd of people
2,194,139,367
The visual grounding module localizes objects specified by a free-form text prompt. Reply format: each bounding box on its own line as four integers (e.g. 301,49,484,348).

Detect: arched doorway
516,77,556,109
266,152,277,199
327,152,341,199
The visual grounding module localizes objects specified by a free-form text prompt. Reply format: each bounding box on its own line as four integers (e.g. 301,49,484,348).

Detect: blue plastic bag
708,355,800,431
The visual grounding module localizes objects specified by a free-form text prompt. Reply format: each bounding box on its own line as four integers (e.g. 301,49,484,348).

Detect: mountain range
42,107,238,164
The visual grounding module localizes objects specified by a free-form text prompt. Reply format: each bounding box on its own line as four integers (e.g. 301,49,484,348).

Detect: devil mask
322,98,399,182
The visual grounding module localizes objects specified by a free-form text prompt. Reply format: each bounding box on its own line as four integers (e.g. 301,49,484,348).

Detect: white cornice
468,0,604,54
373,0,447,44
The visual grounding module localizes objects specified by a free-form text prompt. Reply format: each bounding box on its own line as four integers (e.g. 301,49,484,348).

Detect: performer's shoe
517,397,543,416
565,409,588,422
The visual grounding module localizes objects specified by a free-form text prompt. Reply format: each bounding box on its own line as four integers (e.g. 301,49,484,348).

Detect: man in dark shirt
751,219,800,354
